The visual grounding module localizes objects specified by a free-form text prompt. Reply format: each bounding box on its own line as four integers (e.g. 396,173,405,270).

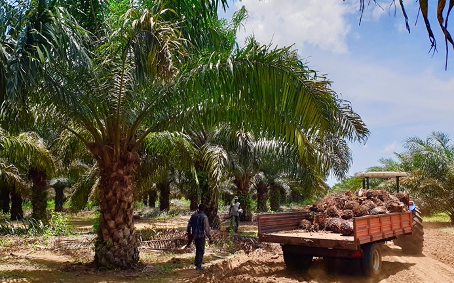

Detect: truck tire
393,207,424,255
282,251,313,271
361,242,382,277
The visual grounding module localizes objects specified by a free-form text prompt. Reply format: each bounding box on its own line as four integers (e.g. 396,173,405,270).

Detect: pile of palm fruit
298,189,409,236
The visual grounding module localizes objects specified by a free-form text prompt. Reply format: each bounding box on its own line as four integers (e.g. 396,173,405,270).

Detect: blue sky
220,0,454,186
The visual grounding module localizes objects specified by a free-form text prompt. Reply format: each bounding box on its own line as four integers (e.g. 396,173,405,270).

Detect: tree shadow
1,256,171,283
264,257,415,283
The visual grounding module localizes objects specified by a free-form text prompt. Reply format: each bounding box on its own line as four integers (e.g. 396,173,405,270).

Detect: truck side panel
354,212,412,244
258,211,413,248
257,211,310,234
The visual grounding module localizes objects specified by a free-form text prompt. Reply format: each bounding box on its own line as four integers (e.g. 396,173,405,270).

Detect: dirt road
1,219,453,283
176,222,454,283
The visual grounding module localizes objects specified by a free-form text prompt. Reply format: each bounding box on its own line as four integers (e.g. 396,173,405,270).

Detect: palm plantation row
0,0,370,268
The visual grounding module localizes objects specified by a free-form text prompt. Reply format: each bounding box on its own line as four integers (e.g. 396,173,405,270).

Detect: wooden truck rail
257,211,413,249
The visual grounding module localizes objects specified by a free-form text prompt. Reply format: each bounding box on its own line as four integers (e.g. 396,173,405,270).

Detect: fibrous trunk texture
1,186,10,214
29,168,48,224
53,186,65,212
188,189,199,211
255,181,268,212
94,151,140,269
10,187,23,220
269,185,281,212
158,181,170,211
233,176,252,221
199,171,220,229
148,190,157,208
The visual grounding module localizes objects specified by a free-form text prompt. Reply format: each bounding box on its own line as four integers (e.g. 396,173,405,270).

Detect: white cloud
223,0,454,183
383,142,397,153
234,0,354,54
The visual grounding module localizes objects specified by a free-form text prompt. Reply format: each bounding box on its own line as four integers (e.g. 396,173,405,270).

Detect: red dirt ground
1,216,453,283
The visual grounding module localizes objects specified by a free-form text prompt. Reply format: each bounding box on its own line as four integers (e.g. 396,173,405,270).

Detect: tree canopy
1,0,369,268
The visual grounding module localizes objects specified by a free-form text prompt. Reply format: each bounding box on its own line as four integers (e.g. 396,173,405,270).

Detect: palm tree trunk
201,191,220,229
10,186,23,220
188,187,198,211
148,190,157,208
255,181,268,212
1,186,10,214
189,197,198,211
269,184,281,212
54,185,65,212
94,154,140,269
199,171,220,229
233,176,252,221
158,181,170,211
29,168,48,224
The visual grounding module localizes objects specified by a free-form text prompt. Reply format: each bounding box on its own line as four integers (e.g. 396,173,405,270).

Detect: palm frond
0,160,29,196
69,165,98,212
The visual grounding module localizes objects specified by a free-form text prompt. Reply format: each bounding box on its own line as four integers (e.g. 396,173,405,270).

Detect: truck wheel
282,251,313,271
361,243,382,277
393,207,424,255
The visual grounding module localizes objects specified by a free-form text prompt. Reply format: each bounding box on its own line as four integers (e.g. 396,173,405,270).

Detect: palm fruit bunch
297,189,409,236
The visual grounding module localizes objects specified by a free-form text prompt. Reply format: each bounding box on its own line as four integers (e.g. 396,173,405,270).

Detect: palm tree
398,132,454,224
139,131,198,211
253,138,331,212
0,129,54,222
2,1,369,269
209,125,259,221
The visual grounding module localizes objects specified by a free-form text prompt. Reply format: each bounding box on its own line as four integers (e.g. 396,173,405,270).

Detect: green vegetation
1,0,370,268
239,231,258,237
0,238,13,247
0,211,73,236
423,212,451,223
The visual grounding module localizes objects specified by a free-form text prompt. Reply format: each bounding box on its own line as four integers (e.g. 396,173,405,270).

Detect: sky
219,0,454,186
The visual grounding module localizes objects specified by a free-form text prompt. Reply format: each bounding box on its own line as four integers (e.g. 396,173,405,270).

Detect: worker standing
229,196,241,232
187,204,212,270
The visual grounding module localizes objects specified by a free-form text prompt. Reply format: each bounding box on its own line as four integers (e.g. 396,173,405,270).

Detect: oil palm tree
0,129,54,222
398,132,454,224
139,131,198,211
2,1,368,269
253,138,332,212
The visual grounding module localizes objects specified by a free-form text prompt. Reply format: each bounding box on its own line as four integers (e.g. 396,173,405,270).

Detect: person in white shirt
229,196,241,232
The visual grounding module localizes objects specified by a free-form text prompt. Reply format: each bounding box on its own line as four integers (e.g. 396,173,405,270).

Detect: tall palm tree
139,131,198,211
398,132,454,224
0,129,54,221
2,1,368,269
253,138,331,212
210,125,259,221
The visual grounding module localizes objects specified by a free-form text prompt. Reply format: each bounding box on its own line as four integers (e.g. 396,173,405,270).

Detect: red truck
257,172,424,276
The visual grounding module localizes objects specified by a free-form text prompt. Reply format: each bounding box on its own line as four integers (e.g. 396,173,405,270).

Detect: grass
0,238,13,247
239,231,257,237
422,212,454,234
423,212,451,222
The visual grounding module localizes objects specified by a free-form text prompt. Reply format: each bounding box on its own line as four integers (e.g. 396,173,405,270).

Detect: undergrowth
0,211,73,236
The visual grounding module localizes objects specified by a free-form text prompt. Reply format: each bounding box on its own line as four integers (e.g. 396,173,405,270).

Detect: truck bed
257,211,413,250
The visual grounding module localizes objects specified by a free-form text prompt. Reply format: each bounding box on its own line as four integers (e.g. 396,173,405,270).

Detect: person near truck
229,196,241,232
187,204,212,270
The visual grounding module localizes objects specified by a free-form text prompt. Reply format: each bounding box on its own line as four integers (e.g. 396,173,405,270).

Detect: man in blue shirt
187,204,212,270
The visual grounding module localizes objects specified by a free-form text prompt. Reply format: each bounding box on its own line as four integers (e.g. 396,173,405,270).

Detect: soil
1,214,454,283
